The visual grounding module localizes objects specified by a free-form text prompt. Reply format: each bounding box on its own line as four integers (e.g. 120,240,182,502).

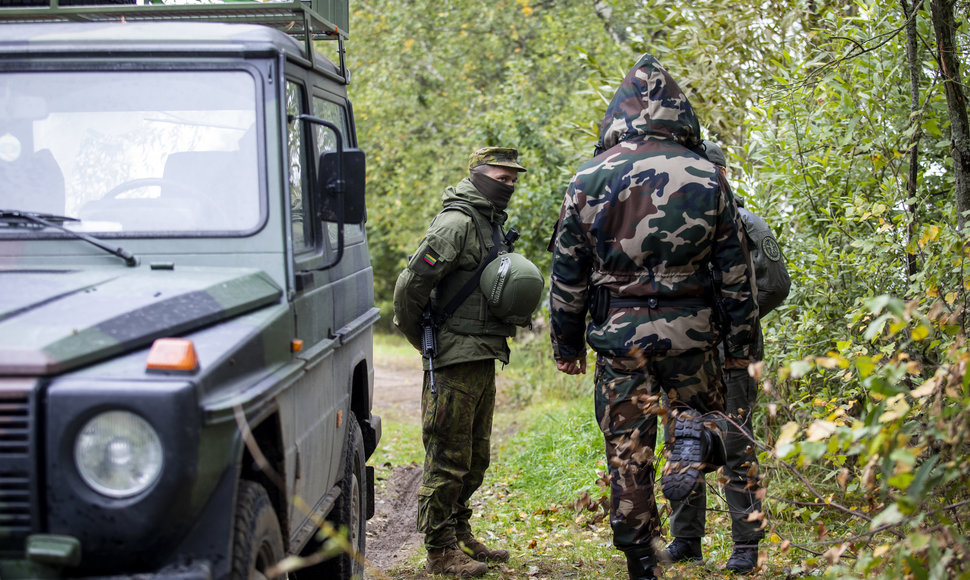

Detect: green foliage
348,0,627,300
501,324,594,405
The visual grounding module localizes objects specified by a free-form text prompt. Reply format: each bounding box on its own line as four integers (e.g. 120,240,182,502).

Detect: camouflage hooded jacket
549,54,757,366
393,178,514,370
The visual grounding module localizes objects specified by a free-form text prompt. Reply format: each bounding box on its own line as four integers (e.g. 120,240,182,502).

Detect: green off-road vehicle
0,1,380,578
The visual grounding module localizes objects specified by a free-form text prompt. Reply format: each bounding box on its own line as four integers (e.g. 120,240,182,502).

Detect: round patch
761,236,782,262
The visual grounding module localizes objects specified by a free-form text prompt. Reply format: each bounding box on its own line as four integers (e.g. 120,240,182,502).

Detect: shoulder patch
761,235,782,262
423,252,439,267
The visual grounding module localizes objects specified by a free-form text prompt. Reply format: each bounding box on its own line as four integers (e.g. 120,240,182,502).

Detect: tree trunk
592,1,628,46
930,0,970,227
901,0,922,276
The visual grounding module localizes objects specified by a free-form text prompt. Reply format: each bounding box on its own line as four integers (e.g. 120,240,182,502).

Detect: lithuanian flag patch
423,253,438,267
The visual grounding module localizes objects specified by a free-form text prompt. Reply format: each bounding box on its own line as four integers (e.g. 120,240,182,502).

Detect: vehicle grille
0,384,34,551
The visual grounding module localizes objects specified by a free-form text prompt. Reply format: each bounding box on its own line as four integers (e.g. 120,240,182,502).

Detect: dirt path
364,359,425,578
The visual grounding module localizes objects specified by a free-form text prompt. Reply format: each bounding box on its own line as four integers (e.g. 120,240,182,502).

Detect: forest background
346,0,970,578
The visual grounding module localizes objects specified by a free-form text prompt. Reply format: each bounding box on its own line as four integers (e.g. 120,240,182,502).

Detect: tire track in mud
364,358,424,578
364,462,424,577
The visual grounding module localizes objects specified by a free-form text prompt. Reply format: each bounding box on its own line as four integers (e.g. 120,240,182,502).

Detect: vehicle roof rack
0,0,349,80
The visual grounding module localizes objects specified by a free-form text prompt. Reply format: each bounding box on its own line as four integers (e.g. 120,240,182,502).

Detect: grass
372,331,835,579
375,331,421,367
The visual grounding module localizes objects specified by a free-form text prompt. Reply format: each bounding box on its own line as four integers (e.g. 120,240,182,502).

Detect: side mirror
318,148,366,224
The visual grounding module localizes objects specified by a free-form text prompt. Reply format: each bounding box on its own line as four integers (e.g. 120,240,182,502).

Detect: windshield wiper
0,209,137,267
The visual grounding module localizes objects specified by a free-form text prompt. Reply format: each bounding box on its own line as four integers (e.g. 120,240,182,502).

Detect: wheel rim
255,537,278,579
349,472,361,551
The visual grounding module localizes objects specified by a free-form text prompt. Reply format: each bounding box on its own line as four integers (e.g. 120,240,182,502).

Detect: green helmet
479,252,544,326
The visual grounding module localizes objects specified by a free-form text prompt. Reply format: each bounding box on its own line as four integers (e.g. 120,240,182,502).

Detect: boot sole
661,411,706,502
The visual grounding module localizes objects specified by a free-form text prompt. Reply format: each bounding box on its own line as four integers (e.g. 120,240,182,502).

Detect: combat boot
458,534,510,563
661,409,724,501
426,544,488,577
725,543,760,575
662,536,703,563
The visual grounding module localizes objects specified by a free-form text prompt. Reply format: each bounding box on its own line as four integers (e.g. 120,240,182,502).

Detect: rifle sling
436,223,503,324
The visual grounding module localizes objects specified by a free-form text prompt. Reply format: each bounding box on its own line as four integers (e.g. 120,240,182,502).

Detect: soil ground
363,357,425,579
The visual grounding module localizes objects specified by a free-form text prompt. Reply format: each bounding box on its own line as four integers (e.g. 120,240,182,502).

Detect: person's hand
724,357,749,370
556,357,587,375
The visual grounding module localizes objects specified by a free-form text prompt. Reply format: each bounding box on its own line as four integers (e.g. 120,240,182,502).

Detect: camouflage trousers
417,359,496,549
594,349,724,551
670,366,765,543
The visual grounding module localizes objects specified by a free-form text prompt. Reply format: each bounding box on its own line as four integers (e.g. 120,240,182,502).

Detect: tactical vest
431,202,517,338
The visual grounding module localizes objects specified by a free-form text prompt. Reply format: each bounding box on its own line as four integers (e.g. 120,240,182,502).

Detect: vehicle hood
0,266,283,376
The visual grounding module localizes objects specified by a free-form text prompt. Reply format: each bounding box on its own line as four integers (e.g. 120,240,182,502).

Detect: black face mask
470,171,514,210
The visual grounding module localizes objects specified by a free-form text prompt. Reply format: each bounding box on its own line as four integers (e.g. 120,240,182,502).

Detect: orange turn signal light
291,339,304,353
146,338,199,372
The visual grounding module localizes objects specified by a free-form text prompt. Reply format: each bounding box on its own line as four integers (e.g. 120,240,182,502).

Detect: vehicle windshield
0,69,260,235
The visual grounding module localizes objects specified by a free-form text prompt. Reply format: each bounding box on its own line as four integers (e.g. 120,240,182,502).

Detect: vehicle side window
312,96,364,246
287,81,311,252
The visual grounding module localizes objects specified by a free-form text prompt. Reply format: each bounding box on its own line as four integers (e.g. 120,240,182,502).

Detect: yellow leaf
911,375,940,398
774,422,800,454
745,510,765,522
911,325,930,341
748,360,764,380
806,420,837,442
879,393,911,423
837,468,850,490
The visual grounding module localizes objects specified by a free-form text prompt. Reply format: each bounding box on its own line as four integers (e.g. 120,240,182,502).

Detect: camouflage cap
701,140,727,168
468,147,527,172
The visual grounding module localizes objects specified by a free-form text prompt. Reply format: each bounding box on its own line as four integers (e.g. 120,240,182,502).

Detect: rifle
420,305,439,395
505,227,520,250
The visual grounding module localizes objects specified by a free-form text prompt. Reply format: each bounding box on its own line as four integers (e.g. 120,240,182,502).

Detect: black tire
326,412,366,579
338,413,367,578
231,480,285,580
298,413,367,579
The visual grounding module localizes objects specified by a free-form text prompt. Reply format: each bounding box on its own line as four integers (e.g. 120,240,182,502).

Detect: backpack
737,205,790,315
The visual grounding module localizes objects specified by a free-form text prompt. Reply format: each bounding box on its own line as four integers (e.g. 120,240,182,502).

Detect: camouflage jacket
393,178,513,370
549,54,758,367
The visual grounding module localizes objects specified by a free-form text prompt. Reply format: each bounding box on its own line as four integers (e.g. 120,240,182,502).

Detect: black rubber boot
725,543,759,575
662,536,703,563
623,546,658,580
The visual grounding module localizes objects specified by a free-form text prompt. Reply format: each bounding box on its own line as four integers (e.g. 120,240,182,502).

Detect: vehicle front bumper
1,535,212,580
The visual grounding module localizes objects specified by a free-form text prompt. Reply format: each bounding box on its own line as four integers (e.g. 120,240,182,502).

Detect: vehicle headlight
74,410,163,498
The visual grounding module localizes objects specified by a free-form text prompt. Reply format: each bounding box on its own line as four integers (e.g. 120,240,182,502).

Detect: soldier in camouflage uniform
393,147,527,578
549,54,758,580
663,141,786,574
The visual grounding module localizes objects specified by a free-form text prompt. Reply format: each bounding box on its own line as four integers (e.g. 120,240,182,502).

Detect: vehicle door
280,72,340,537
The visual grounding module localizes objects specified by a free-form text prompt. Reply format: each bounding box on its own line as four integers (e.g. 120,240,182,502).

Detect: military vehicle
0,1,380,578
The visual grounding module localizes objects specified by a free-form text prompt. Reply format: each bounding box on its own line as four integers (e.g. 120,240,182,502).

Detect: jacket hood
596,54,701,153
441,177,508,224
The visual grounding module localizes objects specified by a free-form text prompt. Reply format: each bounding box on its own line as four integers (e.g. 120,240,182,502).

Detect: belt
609,295,709,309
